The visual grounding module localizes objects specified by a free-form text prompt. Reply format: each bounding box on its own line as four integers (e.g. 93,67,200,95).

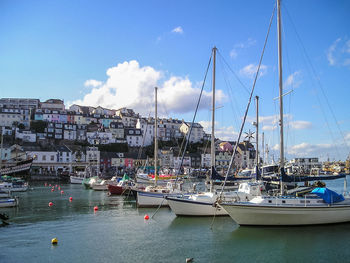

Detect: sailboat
166,47,261,216
136,87,184,208
219,0,350,226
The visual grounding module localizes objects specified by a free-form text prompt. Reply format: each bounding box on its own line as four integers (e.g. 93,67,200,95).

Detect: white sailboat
136,87,184,208
220,0,350,226
167,47,260,216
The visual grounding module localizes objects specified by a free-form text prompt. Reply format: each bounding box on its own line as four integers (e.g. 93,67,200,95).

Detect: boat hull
167,196,228,216
0,198,18,208
137,191,171,207
220,203,350,226
70,176,84,184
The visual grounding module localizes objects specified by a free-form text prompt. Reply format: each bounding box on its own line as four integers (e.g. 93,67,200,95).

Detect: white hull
92,184,108,191
221,201,350,226
0,182,28,192
70,176,84,184
137,191,171,207
167,194,228,216
0,197,18,208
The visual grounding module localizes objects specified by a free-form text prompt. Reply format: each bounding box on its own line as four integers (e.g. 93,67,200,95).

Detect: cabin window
282,200,286,204
268,200,272,203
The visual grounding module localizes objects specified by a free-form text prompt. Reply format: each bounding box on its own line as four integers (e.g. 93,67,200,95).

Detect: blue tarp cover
311,187,345,204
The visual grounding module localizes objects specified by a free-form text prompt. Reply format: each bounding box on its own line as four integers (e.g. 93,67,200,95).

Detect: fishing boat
220,0,350,226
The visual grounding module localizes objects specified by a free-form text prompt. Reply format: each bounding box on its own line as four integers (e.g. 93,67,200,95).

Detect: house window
51,155,55,161
42,155,46,161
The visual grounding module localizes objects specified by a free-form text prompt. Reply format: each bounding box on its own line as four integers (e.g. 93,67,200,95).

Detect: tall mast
277,0,284,169
154,87,158,184
210,47,217,182
255,96,259,176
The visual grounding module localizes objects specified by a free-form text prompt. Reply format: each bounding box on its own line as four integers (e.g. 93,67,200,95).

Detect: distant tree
31,120,47,133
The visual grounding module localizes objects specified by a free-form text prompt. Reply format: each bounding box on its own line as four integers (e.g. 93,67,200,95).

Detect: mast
255,96,259,178
0,128,3,168
209,47,217,184
154,87,158,184
277,0,284,194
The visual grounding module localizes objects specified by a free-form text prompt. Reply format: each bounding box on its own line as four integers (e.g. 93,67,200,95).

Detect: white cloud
289,120,312,130
84,79,103,88
284,71,301,88
229,49,238,59
287,142,332,157
72,60,225,116
327,38,341,65
199,120,238,141
239,64,267,78
230,38,256,60
327,37,350,67
172,26,183,34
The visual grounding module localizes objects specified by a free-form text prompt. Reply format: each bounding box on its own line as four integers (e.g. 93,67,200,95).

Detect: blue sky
1,0,350,161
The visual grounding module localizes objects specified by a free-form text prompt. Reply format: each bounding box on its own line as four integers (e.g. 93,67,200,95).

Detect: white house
179,122,204,143
125,128,143,147
15,129,36,142
86,131,114,145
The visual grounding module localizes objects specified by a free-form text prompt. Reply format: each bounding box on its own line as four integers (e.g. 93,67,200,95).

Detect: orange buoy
51,188,55,192
49,184,52,187
144,214,150,220
44,183,47,186
69,197,73,202
49,202,53,207
60,190,64,194
94,206,98,211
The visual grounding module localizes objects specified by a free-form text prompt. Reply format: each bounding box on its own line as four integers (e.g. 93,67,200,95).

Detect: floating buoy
51,238,58,245
49,184,51,187
51,188,55,192
58,187,61,190
60,190,64,194
144,214,149,220
44,183,47,187
69,197,73,202
94,206,98,211
49,202,53,207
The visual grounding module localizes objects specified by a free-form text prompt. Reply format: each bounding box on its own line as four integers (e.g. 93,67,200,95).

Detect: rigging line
283,4,348,155
217,51,250,95
175,52,213,183
217,58,241,129
220,2,276,196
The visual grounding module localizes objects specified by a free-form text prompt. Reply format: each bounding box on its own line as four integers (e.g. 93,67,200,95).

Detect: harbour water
1,178,350,263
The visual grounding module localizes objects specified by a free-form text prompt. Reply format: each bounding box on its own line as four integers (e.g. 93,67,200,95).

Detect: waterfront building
237,141,256,169
287,157,321,174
